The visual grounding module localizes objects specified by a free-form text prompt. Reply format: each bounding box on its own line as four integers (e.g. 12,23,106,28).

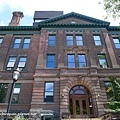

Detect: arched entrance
69,85,94,118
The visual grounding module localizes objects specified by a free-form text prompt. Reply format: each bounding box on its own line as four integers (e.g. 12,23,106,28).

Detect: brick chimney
9,11,24,26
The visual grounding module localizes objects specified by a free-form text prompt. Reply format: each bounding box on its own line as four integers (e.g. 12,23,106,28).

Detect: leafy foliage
13,115,28,120
99,0,120,19
107,77,120,113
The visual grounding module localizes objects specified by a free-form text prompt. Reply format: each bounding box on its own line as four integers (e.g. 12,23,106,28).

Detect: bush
13,115,28,120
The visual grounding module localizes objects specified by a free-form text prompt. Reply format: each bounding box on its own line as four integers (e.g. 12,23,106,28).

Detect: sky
0,0,119,26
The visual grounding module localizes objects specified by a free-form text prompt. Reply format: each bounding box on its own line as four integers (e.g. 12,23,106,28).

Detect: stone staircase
61,118,102,120
61,118,103,120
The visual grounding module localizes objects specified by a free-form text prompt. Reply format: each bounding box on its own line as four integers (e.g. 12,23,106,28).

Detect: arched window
69,85,91,96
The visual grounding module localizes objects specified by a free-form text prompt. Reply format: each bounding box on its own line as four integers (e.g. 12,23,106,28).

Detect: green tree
99,0,120,19
107,76,120,113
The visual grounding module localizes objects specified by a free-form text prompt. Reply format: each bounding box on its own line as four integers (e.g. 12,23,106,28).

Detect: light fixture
13,68,21,81
6,68,21,120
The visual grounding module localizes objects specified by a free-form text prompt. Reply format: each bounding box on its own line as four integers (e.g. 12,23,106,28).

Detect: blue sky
0,0,119,26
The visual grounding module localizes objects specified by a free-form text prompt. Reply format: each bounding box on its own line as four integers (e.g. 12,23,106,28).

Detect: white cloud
0,0,119,26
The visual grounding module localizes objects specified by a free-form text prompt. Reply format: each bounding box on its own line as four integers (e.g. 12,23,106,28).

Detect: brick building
0,11,120,119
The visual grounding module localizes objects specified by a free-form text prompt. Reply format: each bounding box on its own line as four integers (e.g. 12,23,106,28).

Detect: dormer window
71,21,76,24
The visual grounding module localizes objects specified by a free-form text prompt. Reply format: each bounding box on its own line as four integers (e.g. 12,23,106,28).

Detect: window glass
93,35,102,45
76,35,83,46
13,38,21,48
0,38,3,46
46,54,55,68
78,54,86,68
22,38,31,49
0,84,8,103
48,35,56,46
6,56,17,70
66,35,73,46
44,82,54,102
12,83,21,103
113,38,120,48
67,54,75,68
104,82,115,101
98,54,108,68
18,56,27,70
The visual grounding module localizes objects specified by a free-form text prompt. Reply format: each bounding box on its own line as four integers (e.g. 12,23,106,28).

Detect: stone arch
66,79,95,97
62,78,97,117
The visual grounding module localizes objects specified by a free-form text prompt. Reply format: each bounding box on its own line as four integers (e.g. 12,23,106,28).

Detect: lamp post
6,68,21,120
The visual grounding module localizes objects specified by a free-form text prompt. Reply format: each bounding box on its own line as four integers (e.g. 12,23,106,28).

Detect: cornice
107,26,120,31
39,24,109,28
0,26,40,31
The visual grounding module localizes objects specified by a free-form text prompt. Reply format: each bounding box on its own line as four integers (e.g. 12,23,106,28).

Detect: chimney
9,11,24,26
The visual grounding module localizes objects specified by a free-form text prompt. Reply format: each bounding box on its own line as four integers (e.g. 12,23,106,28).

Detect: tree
99,0,120,19
107,76,120,113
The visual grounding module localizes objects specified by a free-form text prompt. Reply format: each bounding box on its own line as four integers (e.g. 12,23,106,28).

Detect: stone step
61,118,102,120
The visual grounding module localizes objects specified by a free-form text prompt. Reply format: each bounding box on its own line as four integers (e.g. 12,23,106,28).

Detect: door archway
69,85,94,118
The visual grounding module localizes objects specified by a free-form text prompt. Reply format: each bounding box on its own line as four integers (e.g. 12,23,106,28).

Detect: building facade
0,11,120,119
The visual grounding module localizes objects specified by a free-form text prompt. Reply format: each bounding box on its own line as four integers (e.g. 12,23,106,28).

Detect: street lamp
6,68,21,120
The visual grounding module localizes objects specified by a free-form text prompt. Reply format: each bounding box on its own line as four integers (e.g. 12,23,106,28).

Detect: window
6,56,17,70
12,84,21,103
93,35,102,45
0,84,8,103
0,37,3,46
113,38,120,48
98,54,108,68
13,38,21,48
76,35,83,46
46,54,55,68
22,38,31,49
44,82,54,102
67,54,75,68
48,35,56,46
78,54,86,68
104,82,115,101
6,56,27,71
66,35,73,46
17,56,27,70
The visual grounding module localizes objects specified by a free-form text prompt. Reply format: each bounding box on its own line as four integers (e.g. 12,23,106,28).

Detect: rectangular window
98,54,108,68
0,84,8,103
13,38,21,48
66,35,73,46
0,37,3,46
46,54,55,68
76,35,83,46
48,35,56,46
12,83,21,103
67,54,75,68
104,82,115,101
22,38,31,49
93,35,102,45
17,56,27,70
44,82,54,102
78,54,86,68
6,56,17,70
113,38,120,48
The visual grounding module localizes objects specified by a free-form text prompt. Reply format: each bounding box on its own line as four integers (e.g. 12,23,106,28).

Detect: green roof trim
38,12,110,25
0,26,40,31
107,26,120,30
39,24,109,28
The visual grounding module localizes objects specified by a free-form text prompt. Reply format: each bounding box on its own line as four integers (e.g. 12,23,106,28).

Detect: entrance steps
61,119,102,120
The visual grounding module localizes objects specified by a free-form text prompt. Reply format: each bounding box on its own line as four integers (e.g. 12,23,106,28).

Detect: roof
34,11,63,20
38,12,110,25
